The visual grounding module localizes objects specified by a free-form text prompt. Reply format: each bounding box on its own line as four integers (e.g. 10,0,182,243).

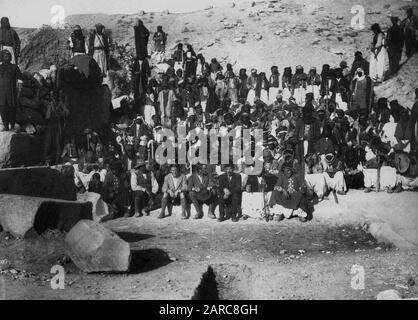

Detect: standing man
67,25,87,57
88,23,111,78
132,53,151,109
188,164,217,220
401,8,418,58
153,26,167,63
386,17,405,74
350,51,370,79
218,164,242,222
134,19,150,58
0,17,20,64
0,51,22,132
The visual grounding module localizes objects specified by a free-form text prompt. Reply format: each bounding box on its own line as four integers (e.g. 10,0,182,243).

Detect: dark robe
0,17,21,59
269,173,308,213
68,31,86,54
132,59,151,101
0,62,21,107
134,24,150,57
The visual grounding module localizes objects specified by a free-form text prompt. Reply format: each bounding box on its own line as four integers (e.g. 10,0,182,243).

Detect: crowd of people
0,9,418,223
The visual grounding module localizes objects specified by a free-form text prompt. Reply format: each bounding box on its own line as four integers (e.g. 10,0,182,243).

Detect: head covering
277,126,288,135
134,159,147,169
1,17,11,29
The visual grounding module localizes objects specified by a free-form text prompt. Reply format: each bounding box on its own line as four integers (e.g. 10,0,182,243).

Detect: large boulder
0,194,92,238
0,132,31,168
65,220,131,273
0,167,76,201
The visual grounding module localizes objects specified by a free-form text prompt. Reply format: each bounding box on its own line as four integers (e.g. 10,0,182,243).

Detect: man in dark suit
218,164,242,222
188,164,217,220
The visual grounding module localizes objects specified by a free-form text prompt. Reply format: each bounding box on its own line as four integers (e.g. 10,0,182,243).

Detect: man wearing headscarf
246,68,258,105
88,23,110,77
350,67,372,112
134,19,150,58
386,17,405,74
369,23,388,83
224,63,238,103
291,65,308,106
282,67,293,102
67,25,87,57
0,17,20,64
268,66,281,104
238,68,249,101
153,26,167,63
350,52,370,79
306,67,321,101
0,50,22,132
172,43,185,72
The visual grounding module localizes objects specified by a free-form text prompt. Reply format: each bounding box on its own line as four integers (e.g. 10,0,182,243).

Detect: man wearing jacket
218,164,242,222
159,165,188,219
188,164,217,220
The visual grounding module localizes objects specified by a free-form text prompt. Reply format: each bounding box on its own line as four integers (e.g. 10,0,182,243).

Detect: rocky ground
15,0,418,107
1,191,417,300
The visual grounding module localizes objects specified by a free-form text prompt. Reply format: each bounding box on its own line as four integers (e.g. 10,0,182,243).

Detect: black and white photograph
0,0,417,306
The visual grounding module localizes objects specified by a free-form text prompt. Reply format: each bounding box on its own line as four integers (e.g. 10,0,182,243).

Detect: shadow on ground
115,232,155,243
129,248,172,274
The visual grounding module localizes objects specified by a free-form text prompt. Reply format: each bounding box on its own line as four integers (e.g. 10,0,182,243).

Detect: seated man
188,164,217,220
130,160,159,217
159,165,188,219
322,152,347,195
269,162,309,222
218,164,242,222
304,153,328,201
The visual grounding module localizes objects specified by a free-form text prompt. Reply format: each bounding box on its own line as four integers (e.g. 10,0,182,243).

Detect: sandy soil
1,206,417,300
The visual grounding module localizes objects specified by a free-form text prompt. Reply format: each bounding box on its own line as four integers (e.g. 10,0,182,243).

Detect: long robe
134,25,150,57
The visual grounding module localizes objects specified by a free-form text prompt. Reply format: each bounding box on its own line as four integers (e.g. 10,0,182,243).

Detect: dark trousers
0,103,15,129
345,172,365,190
133,190,152,214
219,193,241,219
189,191,217,217
388,47,403,73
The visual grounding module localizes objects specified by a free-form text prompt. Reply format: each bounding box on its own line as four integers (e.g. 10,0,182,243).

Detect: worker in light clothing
130,160,159,217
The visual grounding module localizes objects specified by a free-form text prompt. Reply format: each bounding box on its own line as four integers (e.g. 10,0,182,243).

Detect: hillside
15,0,418,105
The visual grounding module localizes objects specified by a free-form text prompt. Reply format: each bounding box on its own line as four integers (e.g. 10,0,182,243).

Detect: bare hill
16,0,418,103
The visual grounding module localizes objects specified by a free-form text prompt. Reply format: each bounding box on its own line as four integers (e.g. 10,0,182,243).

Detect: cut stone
65,220,131,273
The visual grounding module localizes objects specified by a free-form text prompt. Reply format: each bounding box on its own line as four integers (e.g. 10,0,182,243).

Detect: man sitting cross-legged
188,164,218,220
159,165,188,219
